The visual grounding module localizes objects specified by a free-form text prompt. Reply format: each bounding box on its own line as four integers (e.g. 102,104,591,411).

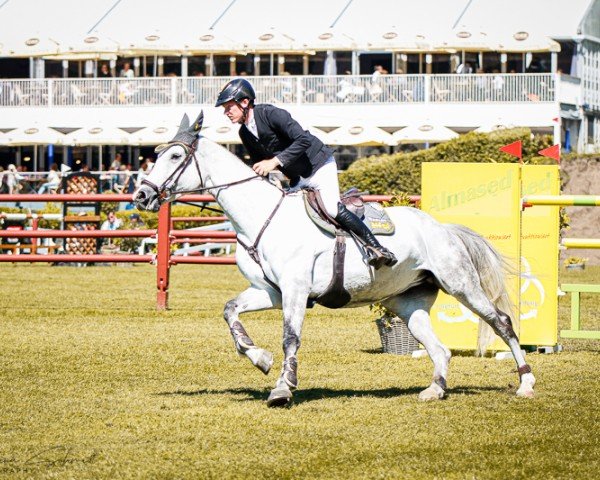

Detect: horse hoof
418,386,445,401
255,349,274,375
267,387,293,408
516,387,535,398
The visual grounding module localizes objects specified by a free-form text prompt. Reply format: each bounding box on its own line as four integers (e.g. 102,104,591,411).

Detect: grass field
1,264,599,479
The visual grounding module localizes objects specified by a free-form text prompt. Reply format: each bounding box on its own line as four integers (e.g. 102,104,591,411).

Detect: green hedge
339,128,555,195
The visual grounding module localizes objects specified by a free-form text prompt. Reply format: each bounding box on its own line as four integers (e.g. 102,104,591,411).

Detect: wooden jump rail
522,194,600,340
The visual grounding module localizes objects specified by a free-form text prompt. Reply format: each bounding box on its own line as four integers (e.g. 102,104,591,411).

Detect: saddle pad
304,192,395,236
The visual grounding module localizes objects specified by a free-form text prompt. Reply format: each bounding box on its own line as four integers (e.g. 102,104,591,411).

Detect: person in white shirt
37,163,60,194
101,211,122,231
119,62,134,79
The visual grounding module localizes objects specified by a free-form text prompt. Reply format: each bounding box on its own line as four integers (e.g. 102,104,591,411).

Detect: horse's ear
178,113,190,133
190,110,204,133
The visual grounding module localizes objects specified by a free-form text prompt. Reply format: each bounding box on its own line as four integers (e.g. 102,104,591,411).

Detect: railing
0,74,557,108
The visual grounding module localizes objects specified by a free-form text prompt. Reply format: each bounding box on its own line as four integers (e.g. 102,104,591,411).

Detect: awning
392,124,458,144
473,123,514,133
202,124,242,144
5,126,66,145
63,126,131,146
327,125,394,146
129,126,178,146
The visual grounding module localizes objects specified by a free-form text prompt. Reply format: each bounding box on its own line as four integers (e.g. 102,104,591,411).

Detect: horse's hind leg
382,284,451,401
223,286,281,375
451,289,535,398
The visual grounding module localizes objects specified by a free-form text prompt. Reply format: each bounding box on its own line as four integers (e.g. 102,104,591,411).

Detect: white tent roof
128,125,179,146
63,126,131,146
202,123,242,144
5,126,66,145
1,0,591,58
327,125,394,146
392,124,458,144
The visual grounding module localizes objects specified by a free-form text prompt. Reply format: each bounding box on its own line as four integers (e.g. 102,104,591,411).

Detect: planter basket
376,316,420,355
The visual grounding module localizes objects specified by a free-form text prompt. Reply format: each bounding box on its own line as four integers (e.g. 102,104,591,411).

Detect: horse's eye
171,153,182,160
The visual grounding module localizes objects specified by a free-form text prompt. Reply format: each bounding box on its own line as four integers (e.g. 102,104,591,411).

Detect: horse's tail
446,224,517,356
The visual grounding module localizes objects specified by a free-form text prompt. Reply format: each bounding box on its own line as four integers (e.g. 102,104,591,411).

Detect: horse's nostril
136,191,147,201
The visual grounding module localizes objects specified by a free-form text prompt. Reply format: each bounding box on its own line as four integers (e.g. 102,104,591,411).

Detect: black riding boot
334,203,398,269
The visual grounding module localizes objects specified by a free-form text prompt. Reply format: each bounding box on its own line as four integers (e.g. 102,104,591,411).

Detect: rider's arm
267,106,311,168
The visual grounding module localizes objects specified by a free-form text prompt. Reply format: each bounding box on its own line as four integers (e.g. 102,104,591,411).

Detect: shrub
339,128,554,195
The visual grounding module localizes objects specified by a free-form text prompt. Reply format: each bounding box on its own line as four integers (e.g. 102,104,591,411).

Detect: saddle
304,188,395,237
303,188,396,309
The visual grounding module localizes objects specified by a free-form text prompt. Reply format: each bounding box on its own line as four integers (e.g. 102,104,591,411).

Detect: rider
215,78,397,269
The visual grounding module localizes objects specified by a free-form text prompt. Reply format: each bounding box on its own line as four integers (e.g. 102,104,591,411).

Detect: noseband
141,140,202,202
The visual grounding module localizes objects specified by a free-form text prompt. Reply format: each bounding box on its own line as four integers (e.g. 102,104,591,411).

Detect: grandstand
0,0,599,172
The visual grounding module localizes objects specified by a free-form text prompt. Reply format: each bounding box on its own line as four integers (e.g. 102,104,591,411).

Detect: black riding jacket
238,104,334,186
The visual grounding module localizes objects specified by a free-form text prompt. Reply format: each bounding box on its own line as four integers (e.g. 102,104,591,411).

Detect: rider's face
222,99,249,124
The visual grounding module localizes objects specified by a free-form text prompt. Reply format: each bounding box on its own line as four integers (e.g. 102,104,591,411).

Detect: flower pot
375,316,420,355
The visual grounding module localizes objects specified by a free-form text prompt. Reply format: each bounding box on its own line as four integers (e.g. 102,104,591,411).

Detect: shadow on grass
157,385,503,404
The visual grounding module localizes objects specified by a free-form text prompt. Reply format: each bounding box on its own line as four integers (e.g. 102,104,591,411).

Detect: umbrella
392,125,458,144
129,126,178,146
63,126,131,146
202,124,242,144
473,123,513,133
327,125,394,146
6,127,65,145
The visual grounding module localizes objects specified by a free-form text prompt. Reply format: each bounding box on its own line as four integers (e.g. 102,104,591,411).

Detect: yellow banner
422,163,522,350
520,165,559,345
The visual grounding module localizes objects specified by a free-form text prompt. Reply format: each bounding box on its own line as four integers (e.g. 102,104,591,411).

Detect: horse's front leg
267,286,310,408
224,286,281,375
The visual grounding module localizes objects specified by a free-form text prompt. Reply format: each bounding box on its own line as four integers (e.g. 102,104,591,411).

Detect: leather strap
518,364,532,377
237,191,286,292
315,231,351,308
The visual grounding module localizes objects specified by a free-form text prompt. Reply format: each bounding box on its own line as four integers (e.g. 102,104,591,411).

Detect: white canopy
63,126,131,146
128,126,180,146
327,125,394,146
5,126,65,145
392,124,458,144
0,0,588,58
202,124,242,144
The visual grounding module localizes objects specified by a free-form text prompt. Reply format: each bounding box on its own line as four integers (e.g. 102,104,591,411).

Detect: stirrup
365,246,396,269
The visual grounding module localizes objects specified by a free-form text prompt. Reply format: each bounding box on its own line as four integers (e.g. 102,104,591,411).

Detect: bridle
140,138,285,292
141,139,262,201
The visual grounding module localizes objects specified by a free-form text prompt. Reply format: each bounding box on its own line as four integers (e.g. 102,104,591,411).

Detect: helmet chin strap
238,102,252,124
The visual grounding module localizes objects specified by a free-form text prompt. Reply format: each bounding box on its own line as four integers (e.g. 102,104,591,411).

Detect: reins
143,139,285,291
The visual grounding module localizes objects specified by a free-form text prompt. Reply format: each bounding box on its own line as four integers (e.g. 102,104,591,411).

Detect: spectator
135,158,153,188
99,63,112,78
119,213,145,253
100,211,122,249
38,163,60,194
492,69,505,100
4,164,24,194
101,211,122,231
119,62,134,78
372,64,385,82
456,62,473,74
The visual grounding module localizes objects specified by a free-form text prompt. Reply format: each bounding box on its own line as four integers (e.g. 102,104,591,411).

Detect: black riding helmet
215,78,256,107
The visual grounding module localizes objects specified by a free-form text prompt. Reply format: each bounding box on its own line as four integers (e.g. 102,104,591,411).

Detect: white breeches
291,157,340,217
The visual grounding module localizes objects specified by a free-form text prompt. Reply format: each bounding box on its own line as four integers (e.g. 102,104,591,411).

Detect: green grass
1,264,599,479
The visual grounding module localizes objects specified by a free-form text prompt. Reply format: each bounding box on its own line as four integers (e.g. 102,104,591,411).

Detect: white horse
134,112,536,407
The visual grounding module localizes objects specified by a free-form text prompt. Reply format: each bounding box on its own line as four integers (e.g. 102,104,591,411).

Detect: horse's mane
198,135,281,193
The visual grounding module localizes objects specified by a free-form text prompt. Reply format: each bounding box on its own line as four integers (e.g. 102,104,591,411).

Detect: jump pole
156,203,172,311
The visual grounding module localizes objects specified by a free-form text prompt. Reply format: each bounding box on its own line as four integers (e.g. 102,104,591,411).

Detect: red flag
552,117,560,123
500,140,522,159
538,144,560,163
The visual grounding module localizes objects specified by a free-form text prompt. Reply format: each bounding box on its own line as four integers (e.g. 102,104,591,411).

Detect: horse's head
134,111,204,212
